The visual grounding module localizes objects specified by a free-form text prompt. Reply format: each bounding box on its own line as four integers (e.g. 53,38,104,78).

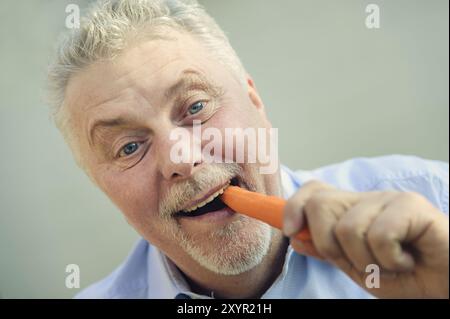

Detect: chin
178,215,273,276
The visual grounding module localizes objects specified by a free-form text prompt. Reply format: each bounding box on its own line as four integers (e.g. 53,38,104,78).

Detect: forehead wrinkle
112,55,183,92
76,53,183,113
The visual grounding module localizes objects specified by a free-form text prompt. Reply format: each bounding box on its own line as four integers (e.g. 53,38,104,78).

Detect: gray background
0,0,448,298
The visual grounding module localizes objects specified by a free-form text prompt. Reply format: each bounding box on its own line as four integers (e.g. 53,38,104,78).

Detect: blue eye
188,101,204,115
120,142,139,157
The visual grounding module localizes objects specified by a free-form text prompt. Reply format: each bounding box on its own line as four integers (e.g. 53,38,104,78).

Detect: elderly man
48,0,448,299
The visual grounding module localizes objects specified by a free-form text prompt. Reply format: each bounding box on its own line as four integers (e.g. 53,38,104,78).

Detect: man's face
64,30,282,275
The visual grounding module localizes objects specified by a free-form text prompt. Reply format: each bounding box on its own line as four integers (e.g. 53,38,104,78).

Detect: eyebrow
164,69,221,101
89,115,138,146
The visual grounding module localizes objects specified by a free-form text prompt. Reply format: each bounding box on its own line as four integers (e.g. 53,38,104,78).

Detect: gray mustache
158,163,241,218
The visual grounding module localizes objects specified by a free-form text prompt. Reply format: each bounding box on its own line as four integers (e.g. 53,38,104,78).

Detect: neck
178,230,288,299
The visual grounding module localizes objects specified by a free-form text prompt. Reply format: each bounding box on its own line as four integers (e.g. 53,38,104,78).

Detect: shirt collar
146,245,214,299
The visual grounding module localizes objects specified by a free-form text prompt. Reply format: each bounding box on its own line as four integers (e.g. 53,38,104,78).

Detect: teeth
184,181,230,213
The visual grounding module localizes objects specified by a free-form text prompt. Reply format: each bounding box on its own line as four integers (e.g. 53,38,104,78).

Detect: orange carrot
221,186,312,242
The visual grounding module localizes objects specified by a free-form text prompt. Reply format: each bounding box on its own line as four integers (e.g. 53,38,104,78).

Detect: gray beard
174,216,272,276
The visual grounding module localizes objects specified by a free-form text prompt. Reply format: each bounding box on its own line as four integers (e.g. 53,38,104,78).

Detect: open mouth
174,178,240,218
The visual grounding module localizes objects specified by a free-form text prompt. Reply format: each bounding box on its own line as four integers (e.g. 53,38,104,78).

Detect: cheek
201,107,263,164
218,93,268,129
209,102,245,129
96,165,160,223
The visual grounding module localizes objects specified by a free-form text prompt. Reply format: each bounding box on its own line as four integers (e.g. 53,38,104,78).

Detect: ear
246,75,271,125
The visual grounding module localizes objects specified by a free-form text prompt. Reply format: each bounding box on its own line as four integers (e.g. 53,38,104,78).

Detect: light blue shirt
76,155,449,299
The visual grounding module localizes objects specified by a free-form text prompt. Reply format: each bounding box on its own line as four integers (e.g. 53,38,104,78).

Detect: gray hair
47,0,247,169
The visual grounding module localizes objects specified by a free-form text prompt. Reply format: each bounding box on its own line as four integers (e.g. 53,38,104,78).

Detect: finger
334,192,397,272
283,180,334,237
290,239,324,260
304,190,361,260
366,193,426,272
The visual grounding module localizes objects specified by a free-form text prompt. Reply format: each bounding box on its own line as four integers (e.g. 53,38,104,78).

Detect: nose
157,131,203,182
162,158,202,181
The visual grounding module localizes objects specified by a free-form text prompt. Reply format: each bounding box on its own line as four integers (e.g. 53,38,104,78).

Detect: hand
283,180,449,298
